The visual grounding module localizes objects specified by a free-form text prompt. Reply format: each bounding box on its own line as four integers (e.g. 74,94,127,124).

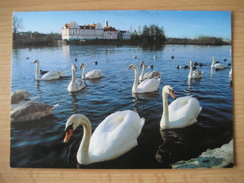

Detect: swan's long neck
211,58,215,68
160,92,169,129
188,63,193,78
35,62,40,80
139,64,146,81
81,66,86,79
71,68,76,83
132,67,139,93
77,115,92,165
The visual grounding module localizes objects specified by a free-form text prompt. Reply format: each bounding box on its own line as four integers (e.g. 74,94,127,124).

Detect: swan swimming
80,63,103,79
139,61,161,82
160,85,202,129
188,61,204,79
63,110,145,165
127,64,161,93
211,57,226,70
33,60,65,80
11,90,39,110
11,102,59,123
67,64,86,92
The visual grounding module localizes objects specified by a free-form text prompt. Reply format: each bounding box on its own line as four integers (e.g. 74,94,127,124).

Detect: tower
105,19,108,27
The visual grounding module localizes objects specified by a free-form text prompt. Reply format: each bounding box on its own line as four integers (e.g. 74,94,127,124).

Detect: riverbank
171,139,233,169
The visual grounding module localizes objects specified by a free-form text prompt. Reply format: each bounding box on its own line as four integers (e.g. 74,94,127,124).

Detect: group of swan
33,59,202,165
11,90,58,123
63,85,202,165
33,60,103,92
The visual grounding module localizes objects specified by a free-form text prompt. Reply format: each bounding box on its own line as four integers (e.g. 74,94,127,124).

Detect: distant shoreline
12,37,231,48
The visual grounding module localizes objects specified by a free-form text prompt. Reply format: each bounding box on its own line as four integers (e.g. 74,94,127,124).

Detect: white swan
160,85,202,129
211,57,226,70
63,110,145,165
11,102,59,123
11,90,39,110
80,63,103,79
67,64,86,92
139,61,161,82
33,60,65,80
127,64,161,93
188,61,204,79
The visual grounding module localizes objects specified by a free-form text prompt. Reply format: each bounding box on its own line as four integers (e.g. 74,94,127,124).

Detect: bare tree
13,16,23,40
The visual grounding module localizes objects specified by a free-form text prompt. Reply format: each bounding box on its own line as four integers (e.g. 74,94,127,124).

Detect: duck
211,57,226,70
40,70,49,75
93,61,98,65
33,60,65,80
139,61,161,82
63,110,145,165
11,90,39,110
80,63,103,79
67,64,86,92
127,64,161,93
188,61,204,79
160,85,202,129
11,102,59,123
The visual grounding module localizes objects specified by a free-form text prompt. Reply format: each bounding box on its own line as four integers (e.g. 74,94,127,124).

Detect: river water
11,44,233,169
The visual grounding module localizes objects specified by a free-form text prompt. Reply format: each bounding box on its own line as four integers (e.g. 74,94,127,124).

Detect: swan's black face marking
65,123,74,132
127,64,133,70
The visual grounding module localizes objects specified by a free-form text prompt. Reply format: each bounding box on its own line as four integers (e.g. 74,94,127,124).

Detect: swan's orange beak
64,129,73,143
169,90,176,99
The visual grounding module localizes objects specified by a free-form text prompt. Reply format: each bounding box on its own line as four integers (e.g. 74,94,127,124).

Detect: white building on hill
62,20,130,41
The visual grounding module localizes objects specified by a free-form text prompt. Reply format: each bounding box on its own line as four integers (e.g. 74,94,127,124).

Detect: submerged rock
171,139,233,169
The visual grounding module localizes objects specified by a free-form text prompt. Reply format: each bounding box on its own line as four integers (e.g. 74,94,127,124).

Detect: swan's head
140,61,145,68
126,64,137,71
162,85,176,99
211,57,216,61
80,63,85,70
71,64,77,71
33,60,39,64
64,114,85,143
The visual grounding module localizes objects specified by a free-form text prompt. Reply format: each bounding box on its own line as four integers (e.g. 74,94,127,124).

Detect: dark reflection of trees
141,44,165,51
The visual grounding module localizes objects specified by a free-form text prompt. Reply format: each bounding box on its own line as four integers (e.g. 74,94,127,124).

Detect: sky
13,10,232,39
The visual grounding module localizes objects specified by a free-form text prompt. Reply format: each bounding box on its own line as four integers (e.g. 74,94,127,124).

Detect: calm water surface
11,44,233,168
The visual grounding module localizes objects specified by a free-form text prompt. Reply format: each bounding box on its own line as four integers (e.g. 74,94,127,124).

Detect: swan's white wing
214,63,225,69
41,71,65,80
86,70,103,79
11,103,58,122
89,110,144,162
168,96,201,128
144,71,161,79
137,78,161,93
